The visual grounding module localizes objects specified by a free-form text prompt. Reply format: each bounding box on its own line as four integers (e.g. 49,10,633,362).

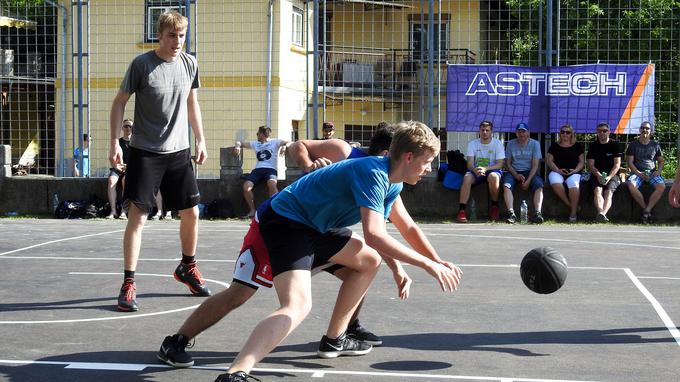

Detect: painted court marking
624,268,680,347
0,359,601,381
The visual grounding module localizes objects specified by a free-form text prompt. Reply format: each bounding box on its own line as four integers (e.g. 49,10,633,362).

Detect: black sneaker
157,334,194,368
506,211,516,224
117,279,138,312
642,211,652,224
174,262,212,296
595,213,609,223
317,332,372,359
215,371,260,382
532,211,544,224
347,320,382,346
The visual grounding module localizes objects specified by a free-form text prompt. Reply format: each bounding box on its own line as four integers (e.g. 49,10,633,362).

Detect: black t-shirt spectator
587,140,623,172
548,142,584,170
120,137,131,164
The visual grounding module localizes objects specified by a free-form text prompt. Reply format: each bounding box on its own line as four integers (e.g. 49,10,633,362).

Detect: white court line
425,232,680,251
0,359,601,381
0,229,125,256
0,255,627,272
638,276,680,280
624,268,680,347
0,272,229,324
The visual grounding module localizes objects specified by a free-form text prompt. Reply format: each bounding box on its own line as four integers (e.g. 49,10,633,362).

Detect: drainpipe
45,0,67,177
266,0,274,128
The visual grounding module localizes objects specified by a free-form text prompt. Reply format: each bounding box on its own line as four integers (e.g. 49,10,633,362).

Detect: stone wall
1,144,679,223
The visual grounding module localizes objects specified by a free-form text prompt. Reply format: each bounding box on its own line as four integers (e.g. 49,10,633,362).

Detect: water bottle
520,200,528,224
600,171,608,185
469,198,477,222
52,193,60,213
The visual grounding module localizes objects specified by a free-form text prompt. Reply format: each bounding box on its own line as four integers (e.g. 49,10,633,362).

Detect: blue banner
446,64,655,133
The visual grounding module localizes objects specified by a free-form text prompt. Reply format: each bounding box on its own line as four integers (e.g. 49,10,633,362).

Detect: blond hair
157,11,188,36
560,124,576,145
389,120,440,160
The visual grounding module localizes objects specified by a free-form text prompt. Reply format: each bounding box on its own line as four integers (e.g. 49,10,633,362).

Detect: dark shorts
108,168,125,179
590,175,621,192
246,168,278,185
123,147,200,213
502,171,544,193
258,205,352,277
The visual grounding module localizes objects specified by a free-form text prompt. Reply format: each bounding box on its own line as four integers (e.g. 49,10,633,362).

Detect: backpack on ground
206,199,235,219
446,150,467,174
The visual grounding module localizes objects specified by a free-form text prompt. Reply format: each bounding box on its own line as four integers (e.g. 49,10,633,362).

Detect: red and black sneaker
117,278,139,312
174,262,212,297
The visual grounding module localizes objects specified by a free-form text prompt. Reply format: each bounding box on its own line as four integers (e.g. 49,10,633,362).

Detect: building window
145,1,187,42
292,7,304,46
408,17,450,62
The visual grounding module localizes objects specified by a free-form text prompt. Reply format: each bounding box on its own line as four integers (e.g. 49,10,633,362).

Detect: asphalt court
1,218,679,381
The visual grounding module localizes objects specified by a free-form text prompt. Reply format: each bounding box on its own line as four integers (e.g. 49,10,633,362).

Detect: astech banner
446,63,655,133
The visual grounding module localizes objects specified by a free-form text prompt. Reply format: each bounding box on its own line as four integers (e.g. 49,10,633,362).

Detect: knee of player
357,246,382,271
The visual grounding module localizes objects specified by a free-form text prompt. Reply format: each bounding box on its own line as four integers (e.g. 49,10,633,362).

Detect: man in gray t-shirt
108,11,210,312
626,121,665,223
501,122,545,224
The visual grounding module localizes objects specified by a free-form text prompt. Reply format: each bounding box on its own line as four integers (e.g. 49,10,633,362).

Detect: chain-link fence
0,1,677,179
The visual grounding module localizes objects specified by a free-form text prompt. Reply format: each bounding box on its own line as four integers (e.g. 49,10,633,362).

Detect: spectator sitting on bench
626,121,665,224
456,120,505,223
502,122,544,224
233,126,290,218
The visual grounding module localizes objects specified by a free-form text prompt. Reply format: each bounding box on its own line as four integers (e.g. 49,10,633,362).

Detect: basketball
520,247,568,294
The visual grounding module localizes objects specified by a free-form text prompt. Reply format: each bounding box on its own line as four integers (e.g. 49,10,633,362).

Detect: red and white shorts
232,218,343,289
233,219,274,289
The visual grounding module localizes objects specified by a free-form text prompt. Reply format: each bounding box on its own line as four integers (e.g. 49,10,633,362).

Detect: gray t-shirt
505,138,542,172
626,139,662,171
120,50,200,154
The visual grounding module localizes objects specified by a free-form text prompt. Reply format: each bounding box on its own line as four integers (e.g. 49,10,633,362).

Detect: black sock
181,254,195,264
459,203,466,211
124,270,135,281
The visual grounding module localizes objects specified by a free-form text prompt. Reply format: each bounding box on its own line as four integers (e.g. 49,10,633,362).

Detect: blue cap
516,122,529,131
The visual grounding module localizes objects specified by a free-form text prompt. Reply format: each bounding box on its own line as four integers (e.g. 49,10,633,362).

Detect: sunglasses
597,129,610,133
560,130,572,135
123,125,133,129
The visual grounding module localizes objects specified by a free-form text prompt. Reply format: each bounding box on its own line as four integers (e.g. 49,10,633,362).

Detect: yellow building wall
54,1,480,177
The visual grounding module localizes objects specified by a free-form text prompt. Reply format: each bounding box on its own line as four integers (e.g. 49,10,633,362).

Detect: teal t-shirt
271,156,403,233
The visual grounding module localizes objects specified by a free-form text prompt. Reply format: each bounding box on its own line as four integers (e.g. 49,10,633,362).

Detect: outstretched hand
427,261,463,292
392,269,412,300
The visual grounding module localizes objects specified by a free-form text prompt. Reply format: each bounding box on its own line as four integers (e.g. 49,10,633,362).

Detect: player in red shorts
158,126,409,368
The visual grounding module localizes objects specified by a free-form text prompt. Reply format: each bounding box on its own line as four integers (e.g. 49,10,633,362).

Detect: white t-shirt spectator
250,139,284,170
466,138,505,168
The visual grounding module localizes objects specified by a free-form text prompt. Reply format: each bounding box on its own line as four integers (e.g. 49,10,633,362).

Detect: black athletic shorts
124,147,200,213
258,205,352,277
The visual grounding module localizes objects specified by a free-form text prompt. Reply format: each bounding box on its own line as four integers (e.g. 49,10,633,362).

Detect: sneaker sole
173,273,212,296
156,353,194,368
117,304,139,312
316,347,372,359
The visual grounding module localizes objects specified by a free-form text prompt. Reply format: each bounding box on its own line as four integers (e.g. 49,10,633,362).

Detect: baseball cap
516,122,529,131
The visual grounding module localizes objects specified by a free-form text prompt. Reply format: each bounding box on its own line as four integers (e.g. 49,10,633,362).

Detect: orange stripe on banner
615,64,654,134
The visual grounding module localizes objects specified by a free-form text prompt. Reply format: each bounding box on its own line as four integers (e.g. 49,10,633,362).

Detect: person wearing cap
456,120,505,223
322,121,335,139
502,122,544,224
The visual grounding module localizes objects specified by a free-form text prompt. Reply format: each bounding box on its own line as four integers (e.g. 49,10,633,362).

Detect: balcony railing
319,46,476,91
